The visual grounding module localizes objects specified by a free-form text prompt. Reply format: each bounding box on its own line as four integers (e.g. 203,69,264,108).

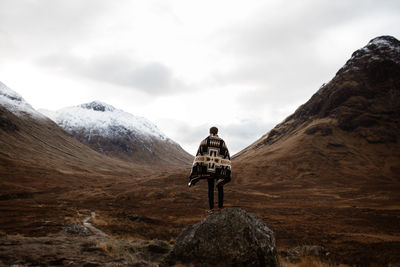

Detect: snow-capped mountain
41,101,193,167
0,81,45,119
0,81,151,179
41,101,170,142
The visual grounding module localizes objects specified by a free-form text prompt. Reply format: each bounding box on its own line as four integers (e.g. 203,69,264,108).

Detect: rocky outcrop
167,208,279,267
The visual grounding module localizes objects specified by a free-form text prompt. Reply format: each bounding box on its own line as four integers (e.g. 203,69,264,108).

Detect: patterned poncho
189,134,231,185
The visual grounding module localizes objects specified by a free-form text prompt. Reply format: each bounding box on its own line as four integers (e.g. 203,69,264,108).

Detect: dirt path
82,212,108,237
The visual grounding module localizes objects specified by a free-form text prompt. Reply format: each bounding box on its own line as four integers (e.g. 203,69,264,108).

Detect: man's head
210,126,218,135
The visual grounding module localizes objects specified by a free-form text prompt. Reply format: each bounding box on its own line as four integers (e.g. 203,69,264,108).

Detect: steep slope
233,36,400,189
41,102,193,167
0,82,150,192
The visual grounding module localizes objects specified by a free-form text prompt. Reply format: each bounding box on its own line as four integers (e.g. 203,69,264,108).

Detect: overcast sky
1,0,399,155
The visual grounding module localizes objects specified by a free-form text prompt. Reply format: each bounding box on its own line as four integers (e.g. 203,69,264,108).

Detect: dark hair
210,126,218,135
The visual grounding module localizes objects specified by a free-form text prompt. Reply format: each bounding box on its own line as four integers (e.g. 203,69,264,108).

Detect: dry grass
83,237,171,265
90,238,145,265
92,238,141,258
0,234,170,266
280,256,351,267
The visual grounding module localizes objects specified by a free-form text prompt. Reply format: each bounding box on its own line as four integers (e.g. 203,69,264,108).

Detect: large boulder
167,208,279,267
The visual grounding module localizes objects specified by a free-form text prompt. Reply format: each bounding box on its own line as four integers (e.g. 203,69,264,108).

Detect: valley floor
1,170,400,266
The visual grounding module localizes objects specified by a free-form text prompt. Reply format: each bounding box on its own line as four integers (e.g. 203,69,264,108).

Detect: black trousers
208,178,223,209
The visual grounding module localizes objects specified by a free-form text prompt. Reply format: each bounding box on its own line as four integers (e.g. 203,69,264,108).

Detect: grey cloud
86,55,181,94
159,119,209,153
129,63,173,92
223,0,400,57
211,0,400,114
236,82,321,113
0,0,111,57
222,120,275,156
38,53,187,95
0,0,189,95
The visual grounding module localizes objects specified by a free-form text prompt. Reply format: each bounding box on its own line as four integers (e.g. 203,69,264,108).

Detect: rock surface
282,245,328,262
60,222,91,236
167,208,279,267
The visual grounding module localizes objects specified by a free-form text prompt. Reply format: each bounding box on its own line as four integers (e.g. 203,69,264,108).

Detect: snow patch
368,37,400,53
40,101,173,142
355,36,400,59
0,81,45,119
340,36,400,74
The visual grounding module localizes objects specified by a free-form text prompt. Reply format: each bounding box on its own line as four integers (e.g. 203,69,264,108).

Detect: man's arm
188,138,207,185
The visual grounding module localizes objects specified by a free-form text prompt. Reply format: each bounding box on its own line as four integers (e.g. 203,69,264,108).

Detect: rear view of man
188,127,231,212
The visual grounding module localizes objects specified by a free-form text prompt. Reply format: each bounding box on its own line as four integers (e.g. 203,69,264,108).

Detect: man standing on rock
188,126,231,212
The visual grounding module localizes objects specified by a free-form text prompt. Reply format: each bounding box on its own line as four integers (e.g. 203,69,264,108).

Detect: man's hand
216,178,224,187
188,177,200,188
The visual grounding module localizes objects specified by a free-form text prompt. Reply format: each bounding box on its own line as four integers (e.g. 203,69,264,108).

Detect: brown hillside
70,129,193,168
233,35,400,189
0,105,152,193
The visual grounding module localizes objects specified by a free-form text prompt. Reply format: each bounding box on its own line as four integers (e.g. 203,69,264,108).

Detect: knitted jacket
189,134,231,185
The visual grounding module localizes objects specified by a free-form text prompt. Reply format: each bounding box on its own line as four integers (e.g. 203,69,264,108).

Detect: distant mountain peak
339,35,400,76
368,35,400,50
357,35,400,58
41,101,193,166
236,35,400,153
79,101,116,112
41,102,169,141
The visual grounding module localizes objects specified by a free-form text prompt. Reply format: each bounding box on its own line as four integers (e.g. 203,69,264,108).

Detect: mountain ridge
40,101,170,141
40,100,193,167
232,35,400,190
235,35,400,159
